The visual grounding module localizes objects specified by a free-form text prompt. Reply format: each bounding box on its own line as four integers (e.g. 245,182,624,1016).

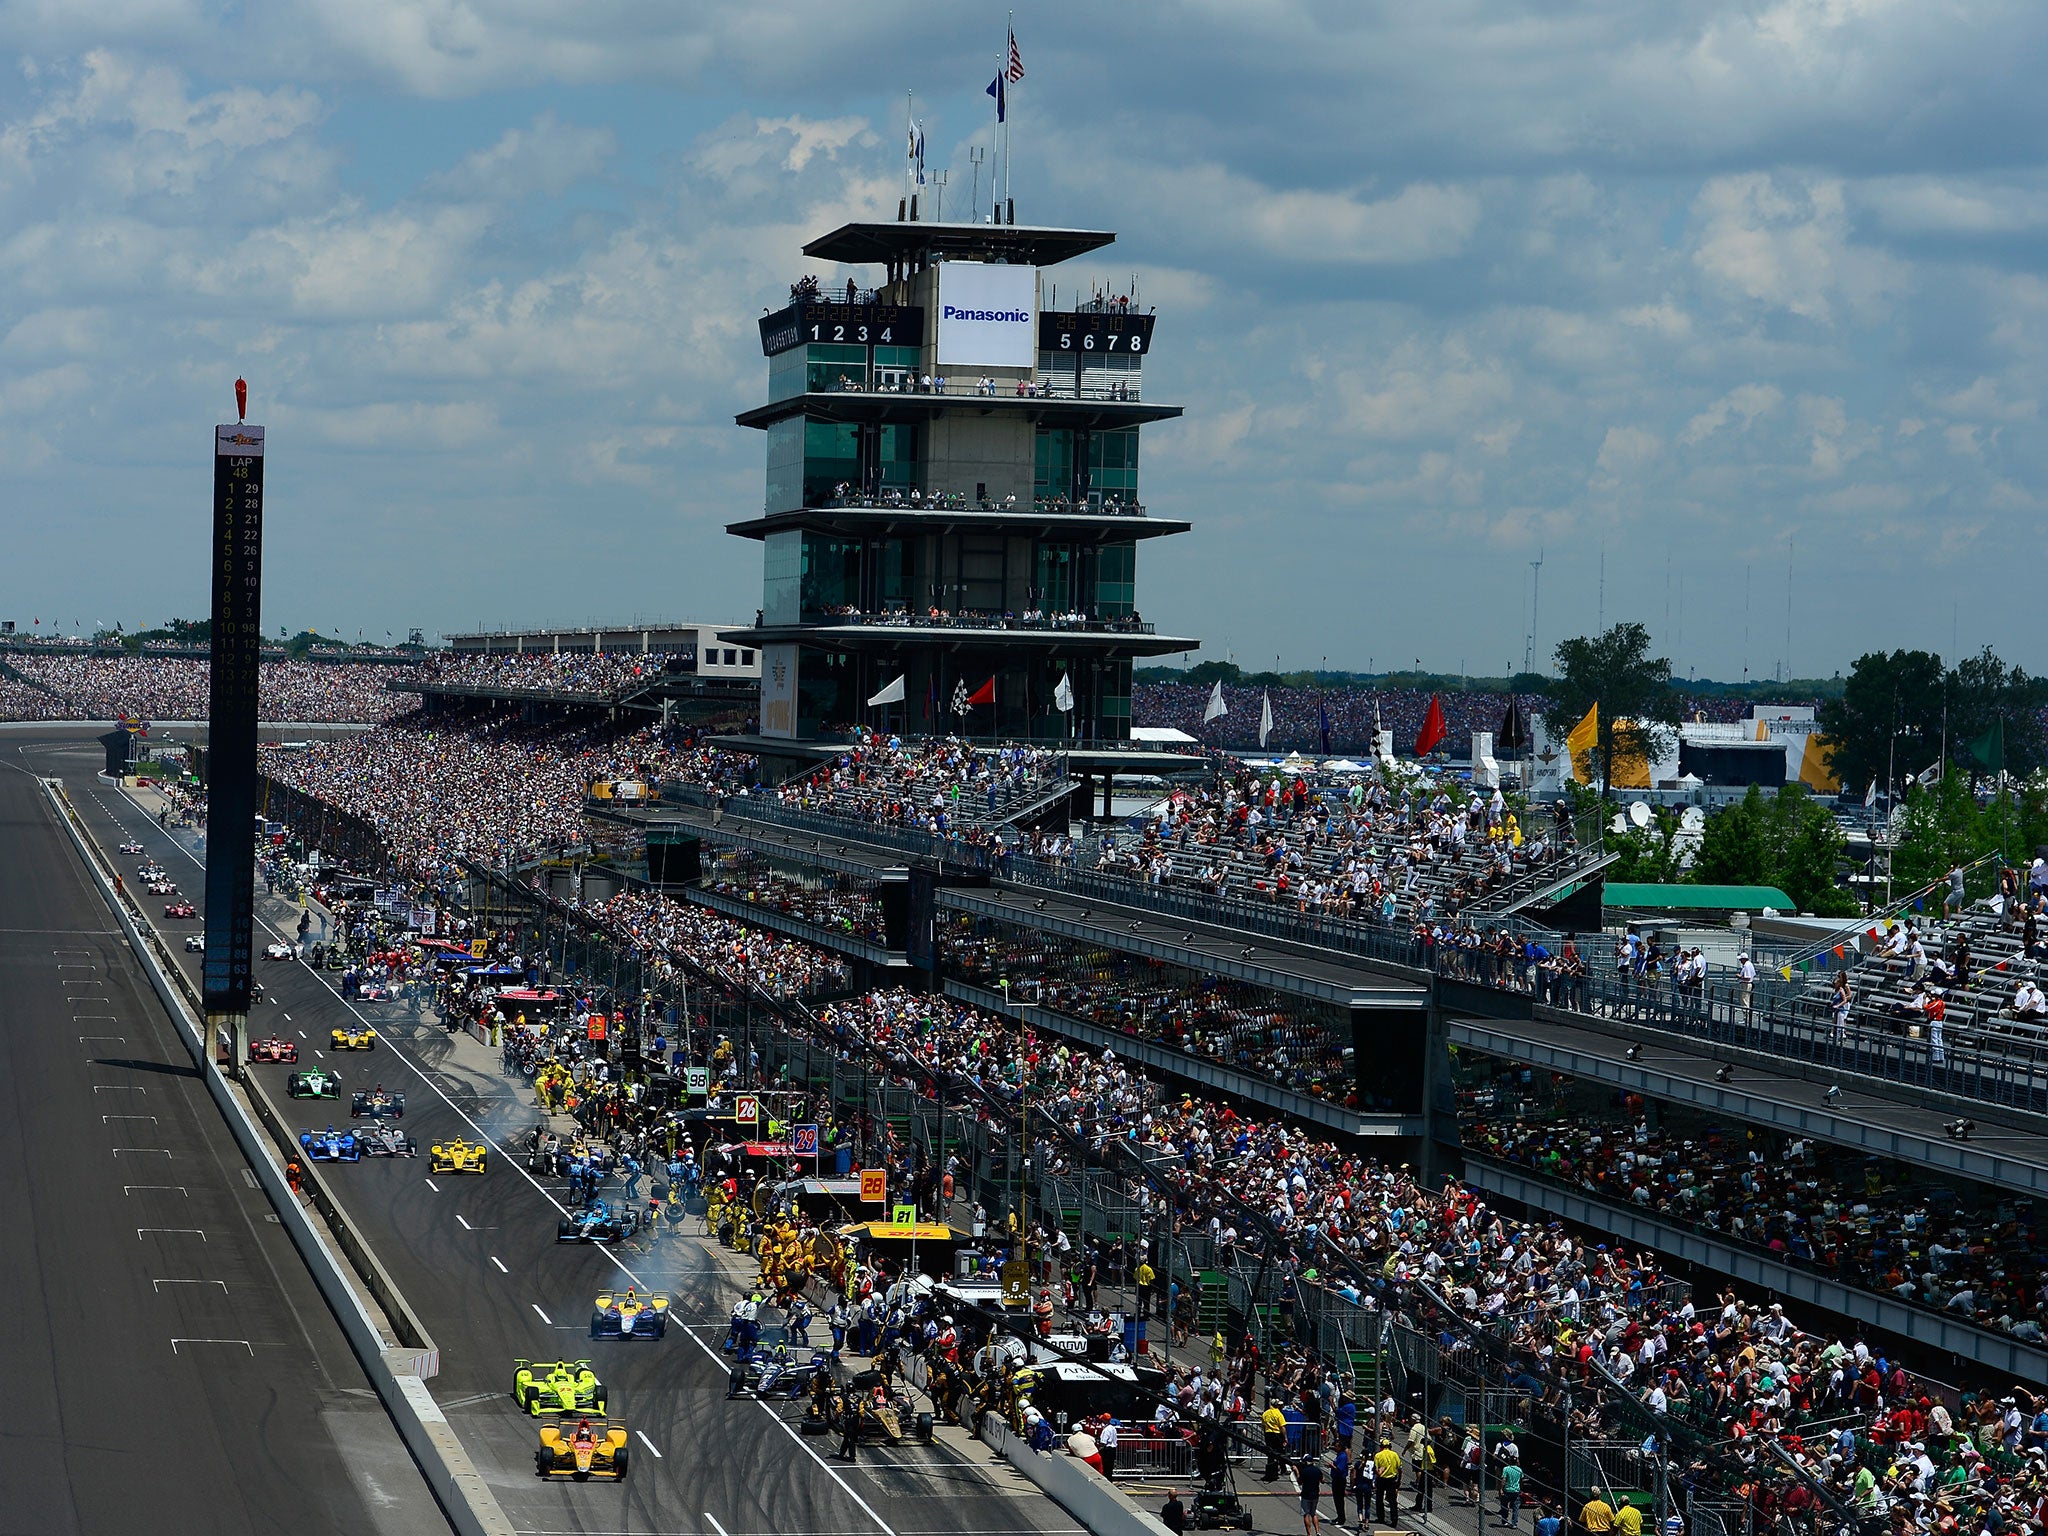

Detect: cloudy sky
3,1,2046,682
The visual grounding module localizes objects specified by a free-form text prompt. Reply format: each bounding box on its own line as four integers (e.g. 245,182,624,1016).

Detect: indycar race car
556,1201,638,1244
732,1342,824,1398
535,1417,629,1481
184,934,204,952
164,900,195,918
349,1087,404,1120
331,1024,376,1050
287,1067,339,1099
300,1125,362,1162
264,942,295,961
358,1123,417,1158
802,1370,933,1444
429,1138,487,1175
146,879,176,895
119,841,144,855
249,1035,298,1064
513,1358,607,1417
590,1287,669,1340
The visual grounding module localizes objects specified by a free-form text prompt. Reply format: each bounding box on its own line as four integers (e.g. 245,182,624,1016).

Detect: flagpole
1003,14,1014,217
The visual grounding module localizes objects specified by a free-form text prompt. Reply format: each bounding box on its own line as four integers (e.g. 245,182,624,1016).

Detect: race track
0,743,451,1536
22,735,1084,1536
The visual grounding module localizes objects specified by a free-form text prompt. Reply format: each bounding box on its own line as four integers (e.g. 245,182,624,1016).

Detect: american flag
1006,29,1024,83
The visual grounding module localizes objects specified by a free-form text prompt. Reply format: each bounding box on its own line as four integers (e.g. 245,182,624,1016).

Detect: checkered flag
951,680,970,717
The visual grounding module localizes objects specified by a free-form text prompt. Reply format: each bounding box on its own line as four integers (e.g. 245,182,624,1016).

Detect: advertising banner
936,263,1037,369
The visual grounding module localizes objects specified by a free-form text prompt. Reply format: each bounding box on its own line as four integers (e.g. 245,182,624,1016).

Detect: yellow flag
1565,703,1599,783
1779,965,1793,981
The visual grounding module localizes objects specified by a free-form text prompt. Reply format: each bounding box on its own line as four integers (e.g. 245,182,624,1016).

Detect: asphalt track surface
24,736,1085,1536
0,745,452,1536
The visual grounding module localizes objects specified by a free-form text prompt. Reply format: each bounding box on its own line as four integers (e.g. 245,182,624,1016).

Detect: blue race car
301,1125,362,1162
556,1200,638,1244
590,1287,669,1339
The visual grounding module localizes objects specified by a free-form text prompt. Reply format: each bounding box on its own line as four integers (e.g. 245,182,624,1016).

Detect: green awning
1603,883,1795,911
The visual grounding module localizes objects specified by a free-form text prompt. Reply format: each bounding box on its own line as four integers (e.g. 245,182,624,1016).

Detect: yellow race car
430,1138,488,1175
331,1024,377,1050
536,1417,629,1480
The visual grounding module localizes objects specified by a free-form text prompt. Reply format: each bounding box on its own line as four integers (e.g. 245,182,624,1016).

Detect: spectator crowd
0,654,409,722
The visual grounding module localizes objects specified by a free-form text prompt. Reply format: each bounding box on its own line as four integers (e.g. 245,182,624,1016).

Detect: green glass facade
1033,426,1139,505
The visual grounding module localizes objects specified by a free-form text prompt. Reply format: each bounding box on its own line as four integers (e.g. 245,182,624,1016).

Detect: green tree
1691,786,1774,888
1889,773,1979,892
1541,623,1681,799
1692,784,1857,915
1818,649,1945,798
1608,806,1687,884
1947,646,2048,783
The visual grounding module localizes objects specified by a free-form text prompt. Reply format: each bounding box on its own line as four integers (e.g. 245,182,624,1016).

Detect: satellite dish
1629,801,1652,829
1610,814,1628,834
1681,807,1705,831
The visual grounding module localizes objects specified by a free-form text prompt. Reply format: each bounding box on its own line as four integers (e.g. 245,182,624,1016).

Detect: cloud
427,113,614,200
1691,172,1903,323
1593,424,1661,477
1680,383,1784,444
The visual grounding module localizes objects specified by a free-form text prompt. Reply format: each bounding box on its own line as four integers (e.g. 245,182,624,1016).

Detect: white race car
264,942,295,961
119,841,145,855
184,934,205,952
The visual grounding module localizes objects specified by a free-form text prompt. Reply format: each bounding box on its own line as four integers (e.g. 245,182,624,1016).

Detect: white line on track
456,1214,472,1231
703,1511,726,1534
103,792,666,1312
490,1255,508,1274
533,1303,553,1325
679,1326,896,1535
634,1431,663,1459
424,1177,440,1193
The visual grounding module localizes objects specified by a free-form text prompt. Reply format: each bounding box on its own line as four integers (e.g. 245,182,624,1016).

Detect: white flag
1864,779,1877,809
1053,672,1074,712
867,675,906,707
1259,689,1274,748
1203,680,1227,723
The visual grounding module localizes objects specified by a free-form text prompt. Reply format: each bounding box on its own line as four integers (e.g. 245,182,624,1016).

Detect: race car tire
916,1412,934,1443
535,1451,550,1477
612,1446,628,1479
595,1393,607,1414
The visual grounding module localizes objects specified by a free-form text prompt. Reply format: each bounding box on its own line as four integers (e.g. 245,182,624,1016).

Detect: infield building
722,217,1196,744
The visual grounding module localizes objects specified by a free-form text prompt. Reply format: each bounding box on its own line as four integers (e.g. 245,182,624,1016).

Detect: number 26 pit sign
735,1094,759,1124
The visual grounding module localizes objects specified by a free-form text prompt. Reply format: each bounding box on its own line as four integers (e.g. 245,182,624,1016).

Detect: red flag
1833,944,1846,962
967,676,996,707
1414,694,1447,756
235,376,247,421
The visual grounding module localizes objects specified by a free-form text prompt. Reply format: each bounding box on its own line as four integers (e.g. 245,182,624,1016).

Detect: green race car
287,1067,339,1099
513,1358,607,1417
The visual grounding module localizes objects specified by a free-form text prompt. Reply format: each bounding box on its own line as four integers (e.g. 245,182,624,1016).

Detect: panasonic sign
935,263,1038,369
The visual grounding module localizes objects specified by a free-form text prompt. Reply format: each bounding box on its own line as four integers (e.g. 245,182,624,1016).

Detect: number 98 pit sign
936,262,1037,369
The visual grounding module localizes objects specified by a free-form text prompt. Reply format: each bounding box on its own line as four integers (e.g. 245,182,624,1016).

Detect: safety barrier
981,1410,1179,1536
42,777,513,1536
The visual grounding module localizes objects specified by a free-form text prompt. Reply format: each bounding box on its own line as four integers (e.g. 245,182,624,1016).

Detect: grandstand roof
1605,882,1795,911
